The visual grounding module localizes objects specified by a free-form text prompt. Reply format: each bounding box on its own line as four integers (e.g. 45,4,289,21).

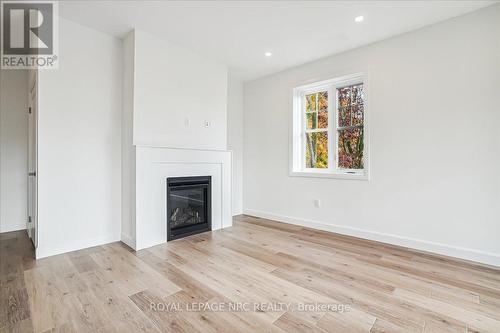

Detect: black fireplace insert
166,176,211,241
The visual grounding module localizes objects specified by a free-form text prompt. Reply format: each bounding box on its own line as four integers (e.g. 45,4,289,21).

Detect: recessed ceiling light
264,52,273,57
355,15,364,23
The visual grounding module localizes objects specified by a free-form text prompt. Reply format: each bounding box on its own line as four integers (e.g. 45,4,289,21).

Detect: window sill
289,170,369,181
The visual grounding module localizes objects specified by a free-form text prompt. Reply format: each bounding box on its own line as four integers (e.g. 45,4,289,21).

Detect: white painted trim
289,170,368,180
133,146,232,250
243,208,500,268
36,234,120,259
134,144,232,153
121,233,136,250
0,223,27,233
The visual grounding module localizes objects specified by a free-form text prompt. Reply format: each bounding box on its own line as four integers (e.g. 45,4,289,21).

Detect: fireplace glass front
167,176,211,241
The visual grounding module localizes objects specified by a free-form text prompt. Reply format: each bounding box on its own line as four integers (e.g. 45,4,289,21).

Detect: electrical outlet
314,199,321,208
204,120,210,128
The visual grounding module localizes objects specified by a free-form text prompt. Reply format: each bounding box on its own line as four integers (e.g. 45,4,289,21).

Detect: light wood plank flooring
1,215,500,332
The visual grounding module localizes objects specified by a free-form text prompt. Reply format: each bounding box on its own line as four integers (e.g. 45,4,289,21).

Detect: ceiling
59,1,496,81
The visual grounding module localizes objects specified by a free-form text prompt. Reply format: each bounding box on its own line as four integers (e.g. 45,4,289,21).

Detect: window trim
290,73,369,180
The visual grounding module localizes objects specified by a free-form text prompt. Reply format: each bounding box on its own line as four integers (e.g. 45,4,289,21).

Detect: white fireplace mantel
121,146,232,250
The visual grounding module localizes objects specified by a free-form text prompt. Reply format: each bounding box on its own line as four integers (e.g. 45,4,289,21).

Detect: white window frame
290,73,369,180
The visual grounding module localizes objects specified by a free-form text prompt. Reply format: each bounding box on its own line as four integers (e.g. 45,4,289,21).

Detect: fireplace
166,176,211,241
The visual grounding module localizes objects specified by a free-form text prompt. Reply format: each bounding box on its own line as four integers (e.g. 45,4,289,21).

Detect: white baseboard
0,223,26,233
36,234,120,259
121,233,136,250
243,208,500,268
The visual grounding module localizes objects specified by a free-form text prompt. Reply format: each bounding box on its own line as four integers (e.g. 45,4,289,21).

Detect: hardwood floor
1,215,500,332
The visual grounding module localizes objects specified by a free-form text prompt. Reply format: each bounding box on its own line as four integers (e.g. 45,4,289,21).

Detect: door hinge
28,107,32,114
28,216,32,223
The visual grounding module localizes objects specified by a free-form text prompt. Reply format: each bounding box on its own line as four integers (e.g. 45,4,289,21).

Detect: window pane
338,128,364,169
352,84,364,126
338,87,351,107
305,132,328,169
306,91,328,113
352,84,364,105
318,91,328,112
306,112,316,129
337,83,364,127
338,106,351,127
305,93,316,112
318,111,328,129
352,103,363,126
306,111,328,129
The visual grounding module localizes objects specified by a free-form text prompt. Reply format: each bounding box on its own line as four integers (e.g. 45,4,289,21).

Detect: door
27,71,38,247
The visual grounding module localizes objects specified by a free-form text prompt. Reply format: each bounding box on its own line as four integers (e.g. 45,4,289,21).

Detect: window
291,74,368,179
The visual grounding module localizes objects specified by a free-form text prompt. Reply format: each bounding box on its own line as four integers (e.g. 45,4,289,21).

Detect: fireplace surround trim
126,146,232,251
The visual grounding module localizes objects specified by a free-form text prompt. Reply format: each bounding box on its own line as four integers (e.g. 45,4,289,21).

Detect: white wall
227,74,244,215
36,18,122,258
133,30,228,150
243,5,500,266
0,70,28,233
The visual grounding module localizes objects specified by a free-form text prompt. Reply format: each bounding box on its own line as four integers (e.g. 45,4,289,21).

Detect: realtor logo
1,1,58,69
